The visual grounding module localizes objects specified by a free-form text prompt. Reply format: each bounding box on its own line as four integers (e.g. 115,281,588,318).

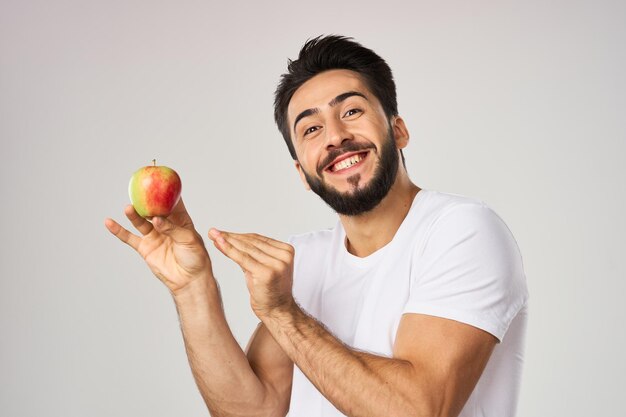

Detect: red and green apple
128,160,182,218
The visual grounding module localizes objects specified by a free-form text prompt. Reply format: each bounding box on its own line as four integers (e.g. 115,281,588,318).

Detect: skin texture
105,69,498,417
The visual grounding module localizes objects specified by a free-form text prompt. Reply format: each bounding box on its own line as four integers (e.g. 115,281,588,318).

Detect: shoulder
417,190,513,246
413,190,528,304
419,190,492,218
405,191,529,340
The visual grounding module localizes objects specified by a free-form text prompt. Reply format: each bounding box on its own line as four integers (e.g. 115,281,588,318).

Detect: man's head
273,36,409,216
274,35,399,160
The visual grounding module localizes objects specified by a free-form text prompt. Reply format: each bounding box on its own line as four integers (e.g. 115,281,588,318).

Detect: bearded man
106,35,529,417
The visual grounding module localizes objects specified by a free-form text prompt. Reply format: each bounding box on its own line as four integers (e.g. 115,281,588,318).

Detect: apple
128,159,182,218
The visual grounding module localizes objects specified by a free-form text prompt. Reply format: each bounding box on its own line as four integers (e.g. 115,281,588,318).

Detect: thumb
153,216,196,245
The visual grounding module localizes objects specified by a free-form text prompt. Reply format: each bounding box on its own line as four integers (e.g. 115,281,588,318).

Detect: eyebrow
292,91,368,134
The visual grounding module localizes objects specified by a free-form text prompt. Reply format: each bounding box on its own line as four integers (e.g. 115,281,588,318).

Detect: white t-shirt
288,189,529,417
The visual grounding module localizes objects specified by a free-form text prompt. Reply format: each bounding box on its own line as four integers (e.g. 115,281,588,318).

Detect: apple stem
152,159,156,166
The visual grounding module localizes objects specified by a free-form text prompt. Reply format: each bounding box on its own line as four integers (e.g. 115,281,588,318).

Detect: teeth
332,154,363,172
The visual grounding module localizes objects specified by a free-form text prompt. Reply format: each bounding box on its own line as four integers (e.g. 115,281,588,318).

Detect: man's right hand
104,197,212,294
105,196,293,416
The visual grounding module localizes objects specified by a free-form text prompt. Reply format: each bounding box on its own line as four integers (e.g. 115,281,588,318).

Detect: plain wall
1,0,624,415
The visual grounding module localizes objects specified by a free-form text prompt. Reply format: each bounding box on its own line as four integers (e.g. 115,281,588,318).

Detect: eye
304,126,320,136
343,108,362,117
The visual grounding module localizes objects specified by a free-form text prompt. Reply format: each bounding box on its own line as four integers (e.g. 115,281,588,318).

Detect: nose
324,117,354,149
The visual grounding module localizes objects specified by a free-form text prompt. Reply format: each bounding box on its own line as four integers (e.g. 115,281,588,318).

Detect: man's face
287,69,404,216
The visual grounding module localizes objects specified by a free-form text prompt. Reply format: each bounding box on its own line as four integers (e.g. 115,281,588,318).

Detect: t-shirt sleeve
402,203,529,342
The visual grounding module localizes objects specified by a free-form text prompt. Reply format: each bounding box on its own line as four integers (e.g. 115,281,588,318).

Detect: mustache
317,142,375,175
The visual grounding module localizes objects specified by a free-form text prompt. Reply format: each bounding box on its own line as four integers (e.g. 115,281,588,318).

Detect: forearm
262,302,432,417
173,275,276,416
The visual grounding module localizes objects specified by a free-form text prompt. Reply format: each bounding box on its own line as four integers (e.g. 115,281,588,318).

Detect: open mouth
325,151,369,173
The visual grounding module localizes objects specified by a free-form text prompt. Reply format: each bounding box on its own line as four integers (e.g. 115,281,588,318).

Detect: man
105,35,528,417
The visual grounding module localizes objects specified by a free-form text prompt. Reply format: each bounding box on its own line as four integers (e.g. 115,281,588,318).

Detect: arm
173,277,293,417
105,200,292,416
174,279,293,417
260,300,494,417
208,230,497,417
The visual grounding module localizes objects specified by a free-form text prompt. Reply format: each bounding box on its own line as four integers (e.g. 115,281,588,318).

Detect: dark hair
273,35,399,160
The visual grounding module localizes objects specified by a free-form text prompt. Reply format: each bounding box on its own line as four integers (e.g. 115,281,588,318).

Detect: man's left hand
208,229,295,318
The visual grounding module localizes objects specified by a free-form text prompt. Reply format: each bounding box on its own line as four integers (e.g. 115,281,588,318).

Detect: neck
339,169,421,257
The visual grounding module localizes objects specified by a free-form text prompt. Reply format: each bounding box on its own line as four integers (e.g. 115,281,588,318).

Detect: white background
1,0,624,415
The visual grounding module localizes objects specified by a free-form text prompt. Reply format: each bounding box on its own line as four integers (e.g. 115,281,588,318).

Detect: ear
294,161,312,191
391,116,410,149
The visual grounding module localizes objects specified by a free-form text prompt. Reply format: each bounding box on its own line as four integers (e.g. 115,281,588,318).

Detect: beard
301,126,399,216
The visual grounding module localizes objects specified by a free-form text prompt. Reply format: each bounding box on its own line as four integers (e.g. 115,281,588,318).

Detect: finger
211,230,292,256
152,215,197,245
229,232,292,252
166,196,194,227
104,218,141,251
224,233,292,264
220,233,283,266
124,204,154,236
209,229,265,272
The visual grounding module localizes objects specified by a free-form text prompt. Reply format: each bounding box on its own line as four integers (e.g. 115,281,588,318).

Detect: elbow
397,403,450,417
408,401,447,417
394,382,459,417
204,393,287,417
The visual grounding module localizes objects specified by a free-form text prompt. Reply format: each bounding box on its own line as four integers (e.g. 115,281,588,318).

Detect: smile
327,151,369,173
